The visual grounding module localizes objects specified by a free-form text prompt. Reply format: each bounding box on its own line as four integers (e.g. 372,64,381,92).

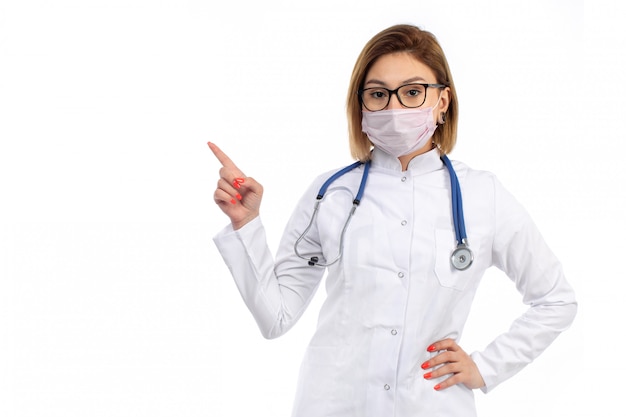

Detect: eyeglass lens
361,84,429,111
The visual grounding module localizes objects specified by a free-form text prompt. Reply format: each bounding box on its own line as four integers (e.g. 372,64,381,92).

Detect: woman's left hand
421,338,485,391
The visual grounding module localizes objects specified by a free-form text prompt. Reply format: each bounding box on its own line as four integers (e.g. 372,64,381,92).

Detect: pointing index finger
207,142,245,176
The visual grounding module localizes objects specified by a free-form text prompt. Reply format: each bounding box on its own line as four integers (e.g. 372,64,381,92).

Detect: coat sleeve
212,177,328,339
470,176,577,393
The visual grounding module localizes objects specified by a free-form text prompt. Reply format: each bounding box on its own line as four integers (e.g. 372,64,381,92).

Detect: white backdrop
0,0,621,416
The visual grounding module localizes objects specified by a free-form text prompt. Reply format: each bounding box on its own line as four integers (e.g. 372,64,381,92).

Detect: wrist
232,213,259,230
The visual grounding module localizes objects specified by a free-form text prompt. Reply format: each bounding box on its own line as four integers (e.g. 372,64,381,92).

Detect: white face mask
361,106,438,158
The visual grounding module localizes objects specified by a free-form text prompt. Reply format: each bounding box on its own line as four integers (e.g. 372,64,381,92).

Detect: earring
438,112,447,125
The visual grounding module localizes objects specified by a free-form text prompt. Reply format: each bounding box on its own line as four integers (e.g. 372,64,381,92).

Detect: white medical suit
213,147,577,417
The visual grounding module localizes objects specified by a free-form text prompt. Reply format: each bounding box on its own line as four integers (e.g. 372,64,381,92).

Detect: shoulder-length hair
346,24,458,161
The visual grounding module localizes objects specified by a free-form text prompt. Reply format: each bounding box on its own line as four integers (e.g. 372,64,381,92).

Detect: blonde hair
346,24,458,161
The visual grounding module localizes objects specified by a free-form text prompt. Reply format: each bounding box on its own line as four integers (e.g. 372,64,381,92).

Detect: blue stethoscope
294,154,473,270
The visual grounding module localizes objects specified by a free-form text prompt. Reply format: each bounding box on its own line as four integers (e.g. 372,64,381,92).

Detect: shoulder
449,158,499,188
297,162,368,201
313,161,369,185
449,158,523,212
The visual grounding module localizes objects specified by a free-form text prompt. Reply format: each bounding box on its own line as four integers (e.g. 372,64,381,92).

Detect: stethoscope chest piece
451,243,473,271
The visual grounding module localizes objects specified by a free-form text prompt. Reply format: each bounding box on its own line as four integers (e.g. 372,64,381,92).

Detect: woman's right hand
208,142,264,230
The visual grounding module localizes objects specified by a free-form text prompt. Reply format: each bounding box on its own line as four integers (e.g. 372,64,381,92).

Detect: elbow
253,301,300,340
260,325,291,340
563,299,578,329
532,275,578,332
524,296,578,334
558,282,578,330
257,316,292,340
260,327,282,340
538,298,578,333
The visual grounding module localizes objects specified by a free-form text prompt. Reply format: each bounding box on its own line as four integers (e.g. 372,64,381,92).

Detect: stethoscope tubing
294,161,370,266
441,155,468,245
317,161,370,204
295,155,472,270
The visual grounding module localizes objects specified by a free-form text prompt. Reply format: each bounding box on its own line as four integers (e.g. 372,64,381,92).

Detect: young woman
209,24,576,417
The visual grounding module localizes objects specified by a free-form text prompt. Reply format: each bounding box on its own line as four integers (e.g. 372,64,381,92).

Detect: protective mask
361,107,438,158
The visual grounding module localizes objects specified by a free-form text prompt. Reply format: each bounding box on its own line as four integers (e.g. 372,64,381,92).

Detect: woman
209,24,576,417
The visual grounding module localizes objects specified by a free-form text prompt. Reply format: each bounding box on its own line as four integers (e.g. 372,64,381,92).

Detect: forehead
365,52,436,85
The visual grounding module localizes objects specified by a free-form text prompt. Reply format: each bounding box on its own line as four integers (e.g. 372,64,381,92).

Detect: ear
438,87,451,113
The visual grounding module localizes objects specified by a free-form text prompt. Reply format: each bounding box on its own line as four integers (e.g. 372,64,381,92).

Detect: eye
401,84,425,97
406,88,421,97
368,89,389,100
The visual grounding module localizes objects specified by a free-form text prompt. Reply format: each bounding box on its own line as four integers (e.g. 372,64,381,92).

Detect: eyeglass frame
357,82,447,112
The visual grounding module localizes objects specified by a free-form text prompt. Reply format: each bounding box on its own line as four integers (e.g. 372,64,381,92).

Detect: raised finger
208,142,245,176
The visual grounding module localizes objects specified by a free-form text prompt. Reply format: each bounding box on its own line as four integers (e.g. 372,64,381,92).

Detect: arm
213,207,326,339
209,142,326,339
471,177,578,393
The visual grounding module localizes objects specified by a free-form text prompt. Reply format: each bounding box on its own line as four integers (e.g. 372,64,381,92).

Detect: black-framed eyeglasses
358,83,447,112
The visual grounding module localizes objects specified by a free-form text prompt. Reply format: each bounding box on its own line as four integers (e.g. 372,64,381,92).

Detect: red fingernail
233,180,241,189
421,362,429,370
423,372,432,379
230,198,236,204
427,344,436,352
434,384,441,391
236,193,242,200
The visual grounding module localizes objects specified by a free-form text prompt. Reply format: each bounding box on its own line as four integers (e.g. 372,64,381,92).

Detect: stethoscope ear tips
308,257,319,266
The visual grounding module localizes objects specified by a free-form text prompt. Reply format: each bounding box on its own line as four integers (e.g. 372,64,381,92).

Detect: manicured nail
236,193,242,200
434,384,441,391
230,198,236,205
423,372,432,379
421,362,430,370
233,178,245,189
427,344,436,352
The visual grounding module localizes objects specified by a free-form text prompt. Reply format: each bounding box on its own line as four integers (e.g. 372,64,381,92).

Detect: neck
398,142,435,171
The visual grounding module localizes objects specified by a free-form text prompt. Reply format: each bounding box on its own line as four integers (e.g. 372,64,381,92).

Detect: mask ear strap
434,89,447,125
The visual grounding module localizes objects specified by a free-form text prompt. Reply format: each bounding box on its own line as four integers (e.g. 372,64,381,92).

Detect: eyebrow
364,76,427,87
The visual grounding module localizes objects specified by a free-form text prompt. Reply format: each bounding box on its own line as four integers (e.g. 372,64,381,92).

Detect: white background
0,0,622,416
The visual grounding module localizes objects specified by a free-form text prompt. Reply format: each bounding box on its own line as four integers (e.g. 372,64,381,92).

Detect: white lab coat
213,147,577,417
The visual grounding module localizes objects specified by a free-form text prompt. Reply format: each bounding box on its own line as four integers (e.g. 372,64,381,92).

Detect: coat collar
370,147,443,176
